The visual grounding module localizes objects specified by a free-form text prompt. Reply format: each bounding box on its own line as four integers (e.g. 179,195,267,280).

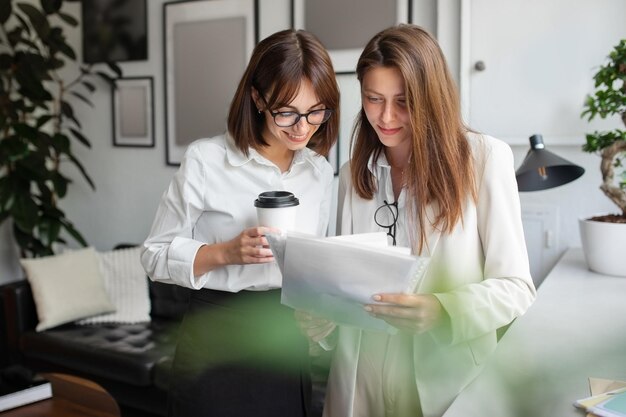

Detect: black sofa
1,277,190,416
2,277,330,416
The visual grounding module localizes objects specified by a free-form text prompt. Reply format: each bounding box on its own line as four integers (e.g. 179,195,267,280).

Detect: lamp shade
515,134,585,191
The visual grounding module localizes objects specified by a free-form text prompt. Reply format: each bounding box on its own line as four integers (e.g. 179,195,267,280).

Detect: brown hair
351,24,476,253
228,29,340,157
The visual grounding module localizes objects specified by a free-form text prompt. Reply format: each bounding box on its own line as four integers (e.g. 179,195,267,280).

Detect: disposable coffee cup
254,191,299,232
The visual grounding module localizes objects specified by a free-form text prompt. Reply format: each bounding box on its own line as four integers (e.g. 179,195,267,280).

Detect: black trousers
167,288,312,417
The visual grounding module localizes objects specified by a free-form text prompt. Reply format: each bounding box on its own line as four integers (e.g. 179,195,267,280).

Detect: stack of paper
267,232,430,332
574,378,626,417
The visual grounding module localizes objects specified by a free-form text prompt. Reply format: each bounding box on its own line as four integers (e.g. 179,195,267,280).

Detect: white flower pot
579,217,626,277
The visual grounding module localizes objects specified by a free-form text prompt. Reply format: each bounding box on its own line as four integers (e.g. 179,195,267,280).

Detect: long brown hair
351,24,476,253
228,29,339,157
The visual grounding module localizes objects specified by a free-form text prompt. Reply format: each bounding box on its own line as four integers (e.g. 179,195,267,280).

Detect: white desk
443,248,626,417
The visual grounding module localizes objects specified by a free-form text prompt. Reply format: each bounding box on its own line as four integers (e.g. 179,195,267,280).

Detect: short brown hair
228,29,340,157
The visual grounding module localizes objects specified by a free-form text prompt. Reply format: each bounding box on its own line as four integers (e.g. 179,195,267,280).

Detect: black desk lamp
515,134,585,191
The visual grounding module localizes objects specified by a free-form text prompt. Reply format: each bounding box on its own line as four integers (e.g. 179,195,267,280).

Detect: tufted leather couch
1,276,191,416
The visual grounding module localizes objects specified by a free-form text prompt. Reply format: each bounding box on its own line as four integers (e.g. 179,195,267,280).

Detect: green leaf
107,62,123,78
51,132,70,153
13,123,38,142
14,14,31,38
36,114,53,128
57,12,78,26
0,53,12,70
81,80,96,92
55,37,76,60
16,153,49,182
52,172,69,198
40,0,62,15
0,137,29,162
95,71,115,86
69,128,91,148
70,91,94,107
17,3,50,39
0,1,11,24
12,193,39,232
0,177,15,211
38,215,62,247
61,100,81,127
36,180,54,204
49,56,65,70
60,218,88,247
67,152,95,190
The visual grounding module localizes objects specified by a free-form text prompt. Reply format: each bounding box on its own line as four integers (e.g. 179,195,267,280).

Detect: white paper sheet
267,232,430,332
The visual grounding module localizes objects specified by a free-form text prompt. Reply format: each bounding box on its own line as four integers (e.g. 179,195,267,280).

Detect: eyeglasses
374,200,398,246
268,109,333,127
258,94,333,127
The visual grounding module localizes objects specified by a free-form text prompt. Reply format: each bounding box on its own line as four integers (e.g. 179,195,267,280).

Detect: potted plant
0,0,120,258
579,38,626,276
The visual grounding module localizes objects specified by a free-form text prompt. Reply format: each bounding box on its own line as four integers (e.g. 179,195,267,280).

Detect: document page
267,232,430,332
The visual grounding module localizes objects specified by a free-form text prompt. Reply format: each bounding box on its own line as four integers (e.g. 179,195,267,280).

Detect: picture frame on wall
163,0,257,166
112,77,154,148
82,0,148,63
292,0,410,73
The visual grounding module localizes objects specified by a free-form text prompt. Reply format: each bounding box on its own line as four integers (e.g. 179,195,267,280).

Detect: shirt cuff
168,236,206,289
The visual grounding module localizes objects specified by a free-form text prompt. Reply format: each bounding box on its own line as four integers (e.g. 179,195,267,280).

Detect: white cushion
20,247,115,332
77,246,151,325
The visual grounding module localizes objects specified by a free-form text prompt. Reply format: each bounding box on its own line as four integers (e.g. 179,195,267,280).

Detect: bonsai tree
581,39,626,223
0,0,120,257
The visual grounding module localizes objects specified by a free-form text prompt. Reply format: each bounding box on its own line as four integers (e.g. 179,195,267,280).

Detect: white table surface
443,248,626,417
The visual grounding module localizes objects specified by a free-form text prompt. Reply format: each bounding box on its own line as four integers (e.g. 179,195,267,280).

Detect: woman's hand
222,226,276,265
193,227,276,276
294,310,336,342
364,293,447,334
294,310,337,355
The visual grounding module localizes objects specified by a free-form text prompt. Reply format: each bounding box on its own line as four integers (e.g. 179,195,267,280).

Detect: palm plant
0,0,121,257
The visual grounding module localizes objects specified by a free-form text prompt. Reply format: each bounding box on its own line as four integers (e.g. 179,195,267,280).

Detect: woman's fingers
225,227,276,264
294,311,336,341
365,293,444,334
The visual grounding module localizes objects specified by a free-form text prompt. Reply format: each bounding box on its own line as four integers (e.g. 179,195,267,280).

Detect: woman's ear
251,87,263,112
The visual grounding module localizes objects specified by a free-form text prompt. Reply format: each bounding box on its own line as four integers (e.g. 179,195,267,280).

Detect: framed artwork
292,0,410,73
112,77,154,148
163,0,257,166
82,0,148,63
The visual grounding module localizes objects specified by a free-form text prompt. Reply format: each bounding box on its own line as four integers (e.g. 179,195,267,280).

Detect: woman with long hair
300,24,535,417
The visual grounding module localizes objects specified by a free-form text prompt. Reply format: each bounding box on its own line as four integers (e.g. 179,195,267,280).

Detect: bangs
265,73,307,109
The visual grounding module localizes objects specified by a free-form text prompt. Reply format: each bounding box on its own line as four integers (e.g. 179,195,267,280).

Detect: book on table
0,375,52,412
589,390,626,417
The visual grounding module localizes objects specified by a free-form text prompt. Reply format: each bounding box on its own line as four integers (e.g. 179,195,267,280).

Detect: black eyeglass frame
257,94,333,127
374,200,398,246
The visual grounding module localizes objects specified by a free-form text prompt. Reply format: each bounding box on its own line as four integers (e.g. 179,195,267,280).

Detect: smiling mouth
287,133,308,142
378,126,401,135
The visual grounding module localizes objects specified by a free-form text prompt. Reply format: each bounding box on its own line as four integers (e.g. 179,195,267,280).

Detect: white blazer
324,133,536,417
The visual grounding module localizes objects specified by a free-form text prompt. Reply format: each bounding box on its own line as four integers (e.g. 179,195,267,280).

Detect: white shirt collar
367,151,392,178
225,132,323,175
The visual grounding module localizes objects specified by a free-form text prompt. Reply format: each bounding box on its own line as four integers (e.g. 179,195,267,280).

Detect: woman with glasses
141,29,339,417
299,24,536,417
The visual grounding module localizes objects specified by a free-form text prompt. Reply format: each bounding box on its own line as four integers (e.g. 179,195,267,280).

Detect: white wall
0,1,620,283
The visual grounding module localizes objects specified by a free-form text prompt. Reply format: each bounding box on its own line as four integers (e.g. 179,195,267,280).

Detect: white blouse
141,133,334,292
